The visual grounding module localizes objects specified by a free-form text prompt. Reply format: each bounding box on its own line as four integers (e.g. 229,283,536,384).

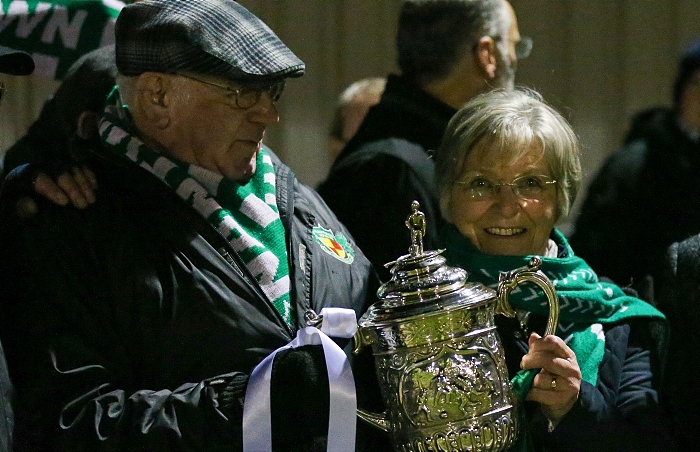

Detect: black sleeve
0,198,240,450
530,322,672,451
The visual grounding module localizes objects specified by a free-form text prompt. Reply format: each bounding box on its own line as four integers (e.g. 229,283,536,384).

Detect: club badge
312,225,355,264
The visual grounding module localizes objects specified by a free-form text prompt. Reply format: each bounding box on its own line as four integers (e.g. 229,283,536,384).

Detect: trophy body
355,202,559,452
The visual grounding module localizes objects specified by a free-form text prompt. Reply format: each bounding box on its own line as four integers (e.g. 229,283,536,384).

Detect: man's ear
474,36,498,80
135,72,172,128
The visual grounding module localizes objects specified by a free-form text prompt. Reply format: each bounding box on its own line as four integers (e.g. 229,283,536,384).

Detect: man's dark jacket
0,148,387,451
317,74,456,282
570,107,700,292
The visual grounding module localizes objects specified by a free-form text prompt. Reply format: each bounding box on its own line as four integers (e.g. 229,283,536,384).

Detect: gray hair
397,0,511,85
434,87,582,221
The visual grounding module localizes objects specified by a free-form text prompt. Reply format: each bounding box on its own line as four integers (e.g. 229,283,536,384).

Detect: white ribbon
242,308,358,452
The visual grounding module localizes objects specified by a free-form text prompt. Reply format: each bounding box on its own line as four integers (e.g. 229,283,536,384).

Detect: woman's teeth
486,228,524,236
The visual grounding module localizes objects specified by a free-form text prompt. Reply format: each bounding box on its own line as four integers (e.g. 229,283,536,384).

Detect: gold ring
550,377,557,390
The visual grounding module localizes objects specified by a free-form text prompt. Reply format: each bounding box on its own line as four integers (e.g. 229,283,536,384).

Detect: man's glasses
455,173,556,201
179,73,285,109
472,35,533,60
515,36,533,59
0,81,6,105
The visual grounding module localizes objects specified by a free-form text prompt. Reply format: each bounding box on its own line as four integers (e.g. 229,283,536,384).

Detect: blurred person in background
0,43,34,452
1,45,116,212
318,0,531,282
327,77,386,162
571,39,700,301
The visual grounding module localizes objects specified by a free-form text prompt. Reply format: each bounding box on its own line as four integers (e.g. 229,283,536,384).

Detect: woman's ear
474,36,498,80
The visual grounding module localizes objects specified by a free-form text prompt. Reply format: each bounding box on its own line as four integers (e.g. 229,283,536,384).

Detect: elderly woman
433,88,669,451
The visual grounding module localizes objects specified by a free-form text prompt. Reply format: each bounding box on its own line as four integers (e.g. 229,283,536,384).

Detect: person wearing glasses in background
318,0,532,282
0,1,388,450
0,43,34,452
433,87,670,451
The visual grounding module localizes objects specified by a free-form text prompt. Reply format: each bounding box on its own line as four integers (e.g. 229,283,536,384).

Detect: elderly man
0,42,34,452
0,1,384,450
318,0,529,281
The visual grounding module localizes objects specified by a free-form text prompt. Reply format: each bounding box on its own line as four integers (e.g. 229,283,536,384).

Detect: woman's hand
521,332,582,426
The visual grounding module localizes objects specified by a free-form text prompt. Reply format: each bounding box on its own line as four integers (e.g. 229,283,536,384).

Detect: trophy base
394,406,518,452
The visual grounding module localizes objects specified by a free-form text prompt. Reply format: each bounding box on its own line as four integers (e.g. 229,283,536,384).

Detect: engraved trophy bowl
354,201,559,452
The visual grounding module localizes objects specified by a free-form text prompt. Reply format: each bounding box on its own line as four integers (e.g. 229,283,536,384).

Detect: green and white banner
0,0,124,79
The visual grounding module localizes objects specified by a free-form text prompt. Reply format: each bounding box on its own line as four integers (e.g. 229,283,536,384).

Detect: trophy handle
352,330,392,432
496,256,559,337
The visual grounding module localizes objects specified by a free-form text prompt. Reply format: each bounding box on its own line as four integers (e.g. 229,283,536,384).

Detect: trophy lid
359,201,496,326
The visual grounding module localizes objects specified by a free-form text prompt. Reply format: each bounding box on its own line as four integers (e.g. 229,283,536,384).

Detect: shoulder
320,138,432,194
667,234,700,290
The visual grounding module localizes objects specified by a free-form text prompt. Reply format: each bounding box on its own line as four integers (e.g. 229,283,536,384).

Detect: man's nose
248,92,280,124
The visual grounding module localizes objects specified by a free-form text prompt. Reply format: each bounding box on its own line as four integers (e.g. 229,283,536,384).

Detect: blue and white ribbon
242,308,358,452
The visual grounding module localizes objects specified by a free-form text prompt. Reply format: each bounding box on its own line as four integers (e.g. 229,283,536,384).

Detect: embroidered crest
312,225,355,264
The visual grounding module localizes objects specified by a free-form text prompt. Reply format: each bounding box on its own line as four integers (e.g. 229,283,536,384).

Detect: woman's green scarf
442,224,664,388
98,89,293,326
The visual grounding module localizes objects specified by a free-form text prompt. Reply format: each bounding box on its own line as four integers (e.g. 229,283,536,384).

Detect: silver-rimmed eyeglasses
455,173,557,201
178,73,285,109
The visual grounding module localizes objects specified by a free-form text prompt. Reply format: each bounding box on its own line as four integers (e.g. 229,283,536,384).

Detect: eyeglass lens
237,80,285,108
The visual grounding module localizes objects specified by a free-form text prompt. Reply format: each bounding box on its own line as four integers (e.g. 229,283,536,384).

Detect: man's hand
33,165,97,208
16,165,98,219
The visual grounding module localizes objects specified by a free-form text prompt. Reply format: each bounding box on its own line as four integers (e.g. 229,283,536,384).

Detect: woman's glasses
455,174,556,201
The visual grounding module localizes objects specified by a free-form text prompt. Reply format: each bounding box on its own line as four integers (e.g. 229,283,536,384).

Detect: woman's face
447,142,558,256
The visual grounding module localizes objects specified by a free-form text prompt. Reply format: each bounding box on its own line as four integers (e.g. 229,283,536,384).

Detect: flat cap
115,0,305,83
0,45,34,76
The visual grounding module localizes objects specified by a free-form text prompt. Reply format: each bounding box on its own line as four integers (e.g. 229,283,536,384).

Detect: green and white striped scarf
441,224,665,387
0,0,123,79
98,91,293,326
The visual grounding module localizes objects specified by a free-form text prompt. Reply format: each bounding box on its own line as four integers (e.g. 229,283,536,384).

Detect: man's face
166,74,280,183
680,68,700,132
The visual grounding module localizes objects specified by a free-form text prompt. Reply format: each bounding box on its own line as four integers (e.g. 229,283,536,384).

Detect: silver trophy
354,201,559,451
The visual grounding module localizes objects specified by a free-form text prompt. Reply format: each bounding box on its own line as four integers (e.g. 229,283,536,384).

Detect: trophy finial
405,200,426,257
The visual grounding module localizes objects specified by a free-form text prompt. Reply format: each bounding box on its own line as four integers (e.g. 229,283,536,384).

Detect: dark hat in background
115,0,305,83
53,45,117,131
673,38,700,106
0,45,34,76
